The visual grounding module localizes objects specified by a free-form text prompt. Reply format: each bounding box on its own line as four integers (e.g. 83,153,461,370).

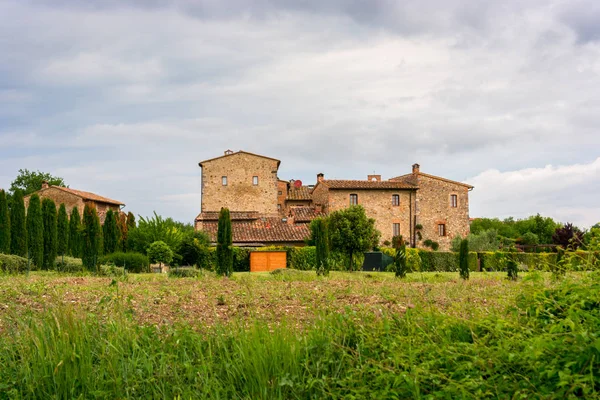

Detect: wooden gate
250,251,287,272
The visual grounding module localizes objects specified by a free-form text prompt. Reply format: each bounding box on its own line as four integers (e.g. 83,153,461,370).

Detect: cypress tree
103,209,119,254
57,203,69,258
216,207,233,277
117,212,128,252
26,194,44,269
82,204,101,271
10,190,27,257
394,235,407,278
0,190,10,254
69,207,82,258
459,239,469,280
42,198,58,270
127,212,136,230
314,218,330,276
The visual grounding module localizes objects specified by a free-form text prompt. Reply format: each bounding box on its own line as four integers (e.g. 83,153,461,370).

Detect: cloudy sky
1,0,599,228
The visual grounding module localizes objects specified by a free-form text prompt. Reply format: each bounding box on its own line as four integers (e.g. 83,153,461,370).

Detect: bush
55,256,84,273
168,267,202,278
233,247,251,272
0,253,28,273
99,252,149,273
99,264,127,278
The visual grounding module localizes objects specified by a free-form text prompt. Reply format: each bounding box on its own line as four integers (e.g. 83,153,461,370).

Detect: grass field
0,270,598,398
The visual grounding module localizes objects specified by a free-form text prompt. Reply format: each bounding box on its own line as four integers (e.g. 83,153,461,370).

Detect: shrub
55,256,84,273
99,264,127,278
233,247,251,272
99,252,149,273
459,239,469,280
168,267,202,278
0,253,28,273
289,247,316,270
507,255,518,280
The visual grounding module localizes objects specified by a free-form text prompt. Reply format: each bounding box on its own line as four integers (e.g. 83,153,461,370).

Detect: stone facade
200,151,280,216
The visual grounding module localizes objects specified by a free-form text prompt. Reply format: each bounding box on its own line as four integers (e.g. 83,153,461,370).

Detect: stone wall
310,183,330,212
277,180,288,213
327,189,416,245
414,174,470,251
201,152,279,215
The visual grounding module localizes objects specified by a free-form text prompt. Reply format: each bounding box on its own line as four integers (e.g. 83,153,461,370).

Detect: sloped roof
320,180,418,190
195,211,260,221
390,172,473,189
31,186,124,206
286,186,312,201
201,217,310,243
198,150,281,168
288,206,325,222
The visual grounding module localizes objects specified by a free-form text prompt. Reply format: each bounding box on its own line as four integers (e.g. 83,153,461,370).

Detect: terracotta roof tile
39,186,125,206
286,186,312,200
321,180,417,190
195,211,260,221
289,206,325,222
201,217,310,244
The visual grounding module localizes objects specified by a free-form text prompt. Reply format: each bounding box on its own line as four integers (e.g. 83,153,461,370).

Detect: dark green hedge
99,252,150,273
0,253,29,273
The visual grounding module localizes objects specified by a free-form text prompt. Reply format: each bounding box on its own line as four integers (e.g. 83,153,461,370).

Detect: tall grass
1,273,599,398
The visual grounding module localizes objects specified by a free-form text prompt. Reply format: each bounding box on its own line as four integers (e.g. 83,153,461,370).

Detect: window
392,194,400,206
253,176,258,185
278,191,283,195
438,224,446,236
349,194,358,205
393,223,400,237
222,176,227,186
277,204,281,210
450,194,458,208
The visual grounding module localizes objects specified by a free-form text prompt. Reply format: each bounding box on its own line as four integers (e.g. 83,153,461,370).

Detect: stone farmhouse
195,150,473,250
24,181,125,223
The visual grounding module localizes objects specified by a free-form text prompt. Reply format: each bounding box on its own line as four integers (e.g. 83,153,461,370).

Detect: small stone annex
195,150,473,250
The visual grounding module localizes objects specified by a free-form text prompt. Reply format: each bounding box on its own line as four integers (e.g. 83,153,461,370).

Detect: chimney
224,149,234,155
412,164,420,174
367,174,381,182
41,181,49,189
317,173,324,183
315,204,322,213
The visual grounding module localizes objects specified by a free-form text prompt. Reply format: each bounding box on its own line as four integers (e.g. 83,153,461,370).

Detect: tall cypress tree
69,207,82,258
126,212,136,230
117,212,128,252
459,239,470,280
216,207,233,277
102,209,119,254
10,190,27,257
82,204,101,271
0,190,10,254
26,194,43,269
56,203,69,258
42,198,58,270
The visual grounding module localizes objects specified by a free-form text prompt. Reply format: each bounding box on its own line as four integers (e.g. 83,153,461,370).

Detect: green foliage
126,212,136,230
55,256,84,273
127,211,190,254
471,214,562,245
0,190,10,254
99,264,127,278
177,231,211,267
552,223,585,250
423,239,439,251
41,198,58,270
169,267,202,278
394,236,407,278
147,241,174,266
102,210,120,255
68,207,82,258
82,205,101,271
116,212,128,252
56,204,69,257
289,247,316,270
216,208,233,277
328,205,380,271
507,254,518,281
451,229,500,252
519,232,539,246
98,252,149,273
459,239,469,280
26,194,44,268
9,169,66,198
0,253,28,273
10,190,27,257
311,218,330,276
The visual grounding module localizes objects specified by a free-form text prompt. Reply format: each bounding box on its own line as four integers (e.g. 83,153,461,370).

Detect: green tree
0,190,10,254
69,207,82,258
216,207,233,277
177,231,211,267
127,212,187,254
10,190,27,257
56,204,69,258
26,194,44,268
126,212,136,230
82,204,101,271
117,212,128,252
311,218,330,276
451,229,500,252
41,198,58,270
9,169,66,198
328,205,380,271
459,239,469,280
393,235,407,278
102,210,120,254
147,240,174,268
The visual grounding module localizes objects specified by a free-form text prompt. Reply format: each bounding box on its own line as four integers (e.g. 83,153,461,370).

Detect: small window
392,194,400,206
278,191,283,195
349,194,358,205
393,223,400,237
438,224,446,236
222,176,227,186
450,194,458,208
277,204,281,210
253,176,258,185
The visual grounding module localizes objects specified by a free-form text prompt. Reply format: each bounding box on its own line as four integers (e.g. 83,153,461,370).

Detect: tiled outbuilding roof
35,186,124,206
195,211,260,221
286,186,312,201
320,180,418,190
201,217,310,244
289,206,325,222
